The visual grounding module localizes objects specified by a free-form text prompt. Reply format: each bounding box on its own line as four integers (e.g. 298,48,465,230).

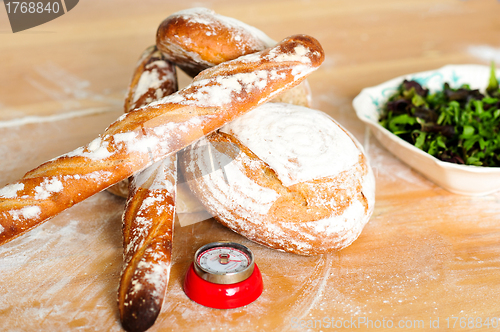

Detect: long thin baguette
156,7,312,106
107,46,178,198
124,46,178,117
115,46,178,332
0,34,324,246
118,155,177,332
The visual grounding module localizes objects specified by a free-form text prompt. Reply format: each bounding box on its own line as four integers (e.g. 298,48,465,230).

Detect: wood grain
1,0,500,331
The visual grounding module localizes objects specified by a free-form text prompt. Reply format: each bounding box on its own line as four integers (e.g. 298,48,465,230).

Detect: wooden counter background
1,0,500,331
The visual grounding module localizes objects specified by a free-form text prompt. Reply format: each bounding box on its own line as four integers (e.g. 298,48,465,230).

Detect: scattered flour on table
0,193,124,331
0,107,116,128
467,45,500,63
363,129,429,187
158,234,337,332
24,62,122,110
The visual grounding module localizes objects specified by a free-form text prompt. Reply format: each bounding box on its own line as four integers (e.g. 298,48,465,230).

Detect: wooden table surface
1,1,500,331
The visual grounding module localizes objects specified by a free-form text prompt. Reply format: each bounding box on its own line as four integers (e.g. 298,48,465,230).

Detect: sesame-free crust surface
1,1,500,331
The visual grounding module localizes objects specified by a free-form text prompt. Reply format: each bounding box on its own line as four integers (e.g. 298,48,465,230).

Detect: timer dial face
197,247,251,275
193,242,255,284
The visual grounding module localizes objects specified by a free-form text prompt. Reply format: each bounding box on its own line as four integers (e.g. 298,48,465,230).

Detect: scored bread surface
180,103,375,255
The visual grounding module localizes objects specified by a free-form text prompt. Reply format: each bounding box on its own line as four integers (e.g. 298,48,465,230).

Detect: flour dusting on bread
181,102,375,255
221,102,360,186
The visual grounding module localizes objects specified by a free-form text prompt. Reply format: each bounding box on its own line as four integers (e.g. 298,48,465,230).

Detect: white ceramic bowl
352,64,500,196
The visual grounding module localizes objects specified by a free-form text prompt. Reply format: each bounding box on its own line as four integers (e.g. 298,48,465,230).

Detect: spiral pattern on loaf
221,102,361,186
180,102,375,255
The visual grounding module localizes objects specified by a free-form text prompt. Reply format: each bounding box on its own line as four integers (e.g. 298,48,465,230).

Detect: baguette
107,46,178,198
0,34,324,247
118,155,177,332
124,46,179,114
115,46,178,332
156,7,311,107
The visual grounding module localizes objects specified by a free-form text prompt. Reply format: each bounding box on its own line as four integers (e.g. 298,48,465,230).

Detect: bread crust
108,46,178,198
115,46,178,332
0,34,324,246
156,7,311,107
156,7,275,76
118,156,176,332
180,103,375,255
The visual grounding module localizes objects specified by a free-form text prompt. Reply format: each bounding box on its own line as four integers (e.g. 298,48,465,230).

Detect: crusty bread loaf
180,102,375,256
0,34,325,246
124,46,179,114
115,45,178,332
107,46,178,198
118,155,176,332
156,7,275,76
156,7,311,107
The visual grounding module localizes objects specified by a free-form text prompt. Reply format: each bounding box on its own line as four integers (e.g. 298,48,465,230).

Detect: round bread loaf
179,102,375,255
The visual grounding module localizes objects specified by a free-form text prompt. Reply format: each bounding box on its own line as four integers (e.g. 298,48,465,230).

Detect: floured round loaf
179,102,375,255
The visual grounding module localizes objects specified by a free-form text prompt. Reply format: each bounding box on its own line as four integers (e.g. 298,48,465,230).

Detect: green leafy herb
487,61,500,98
379,65,500,167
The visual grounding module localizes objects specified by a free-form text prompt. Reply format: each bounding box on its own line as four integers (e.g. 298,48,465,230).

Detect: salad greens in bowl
353,64,500,196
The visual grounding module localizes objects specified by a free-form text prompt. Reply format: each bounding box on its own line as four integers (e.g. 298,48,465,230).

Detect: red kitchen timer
183,241,263,309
